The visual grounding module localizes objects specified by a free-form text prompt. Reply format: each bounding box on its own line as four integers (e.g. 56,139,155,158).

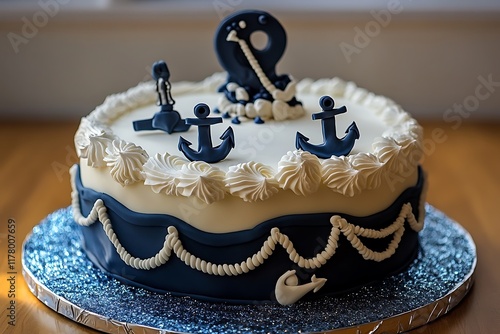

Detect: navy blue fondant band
75,165,425,304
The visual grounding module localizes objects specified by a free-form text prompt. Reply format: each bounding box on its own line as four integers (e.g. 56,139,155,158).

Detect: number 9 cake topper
214,10,286,90
214,10,305,123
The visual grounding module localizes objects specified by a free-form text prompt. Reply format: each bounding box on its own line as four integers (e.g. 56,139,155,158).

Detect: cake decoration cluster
77,72,423,203
214,10,305,124
127,10,362,164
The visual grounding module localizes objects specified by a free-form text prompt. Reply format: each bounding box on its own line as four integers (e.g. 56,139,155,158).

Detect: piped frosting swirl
176,161,226,204
225,162,279,202
74,117,116,167
276,150,322,196
104,140,149,186
142,153,186,195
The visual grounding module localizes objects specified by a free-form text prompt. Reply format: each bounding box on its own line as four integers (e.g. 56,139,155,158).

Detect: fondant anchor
178,103,235,163
133,61,190,134
296,96,359,158
275,270,327,305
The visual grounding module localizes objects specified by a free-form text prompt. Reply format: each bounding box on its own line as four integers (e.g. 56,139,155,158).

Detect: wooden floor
0,120,499,333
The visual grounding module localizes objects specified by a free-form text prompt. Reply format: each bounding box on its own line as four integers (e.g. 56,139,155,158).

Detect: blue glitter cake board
22,205,476,334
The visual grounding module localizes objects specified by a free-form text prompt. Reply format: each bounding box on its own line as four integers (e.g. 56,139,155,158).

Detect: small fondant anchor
296,96,359,158
275,270,327,305
133,61,190,134
178,103,235,163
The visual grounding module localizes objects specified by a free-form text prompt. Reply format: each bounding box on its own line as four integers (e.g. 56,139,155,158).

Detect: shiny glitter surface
22,205,476,333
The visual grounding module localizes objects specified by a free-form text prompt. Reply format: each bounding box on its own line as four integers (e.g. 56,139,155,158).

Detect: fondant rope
70,165,424,275
330,203,423,262
229,30,295,102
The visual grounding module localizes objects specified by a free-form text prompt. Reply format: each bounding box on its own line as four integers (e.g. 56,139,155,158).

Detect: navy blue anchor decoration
178,103,235,163
133,60,190,134
214,10,302,124
296,96,360,159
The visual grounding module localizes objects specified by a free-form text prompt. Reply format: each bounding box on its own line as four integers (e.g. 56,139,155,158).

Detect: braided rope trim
330,202,423,262
71,165,424,275
234,35,279,99
231,31,295,102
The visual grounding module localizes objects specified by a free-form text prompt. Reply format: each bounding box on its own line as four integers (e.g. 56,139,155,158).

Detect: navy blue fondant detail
252,89,272,102
75,165,425,304
215,11,286,90
296,96,360,158
178,103,235,163
231,116,241,125
222,111,231,119
214,10,300,113
133,60,190,134
286,96,303,107
254,116,265,124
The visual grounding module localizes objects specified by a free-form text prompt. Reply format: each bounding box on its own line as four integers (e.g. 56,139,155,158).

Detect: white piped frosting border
75,73,423,204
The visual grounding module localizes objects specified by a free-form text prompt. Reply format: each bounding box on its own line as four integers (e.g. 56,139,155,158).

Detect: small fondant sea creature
133,60,190,134
296,96,359,158
178,103,234,163
275,270,327,305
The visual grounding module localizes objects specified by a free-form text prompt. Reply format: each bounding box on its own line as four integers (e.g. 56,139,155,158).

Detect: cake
71,10,426,305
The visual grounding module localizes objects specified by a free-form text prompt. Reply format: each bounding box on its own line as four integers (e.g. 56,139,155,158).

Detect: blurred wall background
1,0,499,121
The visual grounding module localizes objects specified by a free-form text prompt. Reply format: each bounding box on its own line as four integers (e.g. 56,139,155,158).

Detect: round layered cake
71,10,426,305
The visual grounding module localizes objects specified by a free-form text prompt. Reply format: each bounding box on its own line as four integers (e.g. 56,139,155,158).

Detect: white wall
1,0,499,121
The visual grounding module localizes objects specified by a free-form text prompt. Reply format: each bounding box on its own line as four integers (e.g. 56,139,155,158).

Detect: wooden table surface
0,120,499,334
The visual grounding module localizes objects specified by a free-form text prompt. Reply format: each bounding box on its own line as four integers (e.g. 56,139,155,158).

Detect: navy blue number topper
214,10,303,124
214,10,287,90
